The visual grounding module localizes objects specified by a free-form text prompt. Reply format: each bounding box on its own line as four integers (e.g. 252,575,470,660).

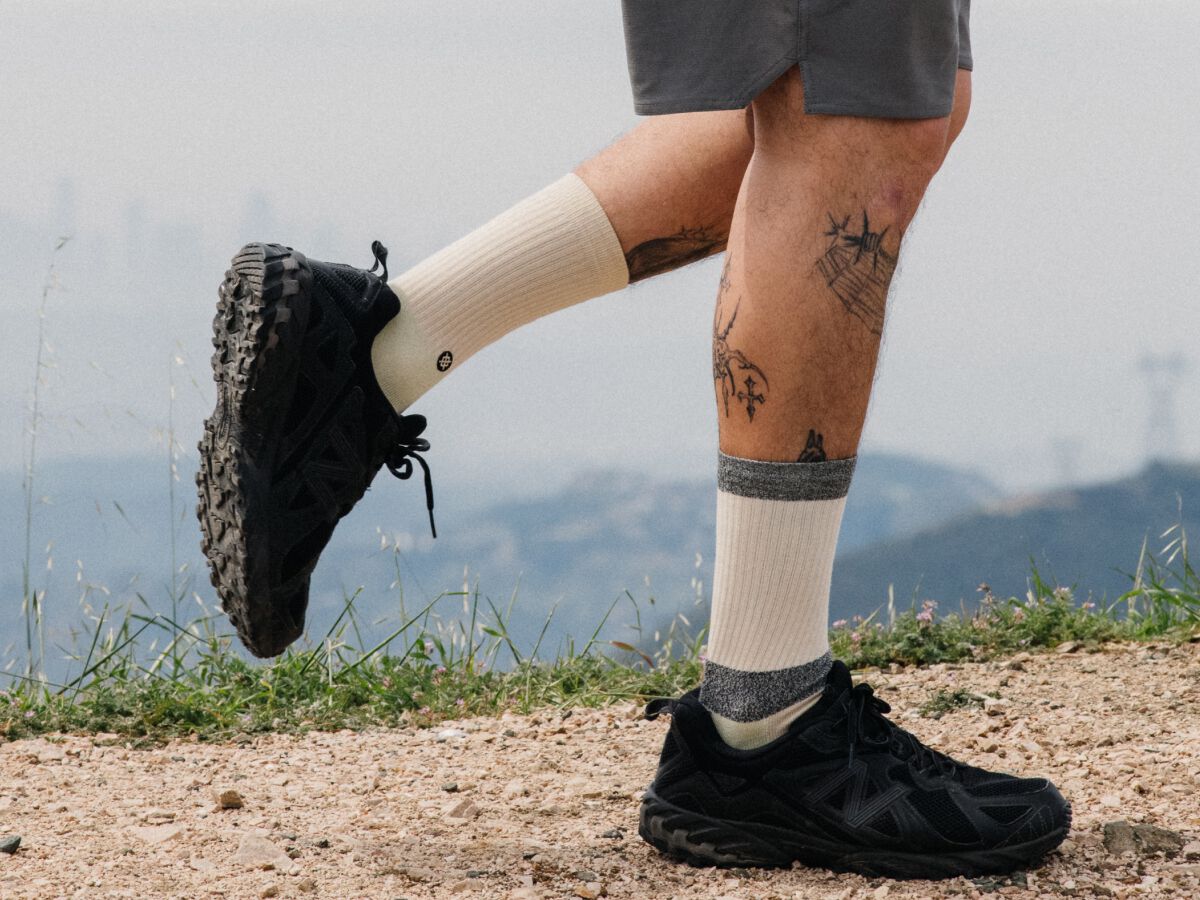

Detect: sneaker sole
639,788,1070,879
196,242,312,656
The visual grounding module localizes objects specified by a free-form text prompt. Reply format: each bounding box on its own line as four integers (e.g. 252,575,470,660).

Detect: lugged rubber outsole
638,788,1071,880
196,243,311,657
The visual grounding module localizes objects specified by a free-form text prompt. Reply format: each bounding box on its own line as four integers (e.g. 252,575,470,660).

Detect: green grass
3,538,1198,744
918,688,988,720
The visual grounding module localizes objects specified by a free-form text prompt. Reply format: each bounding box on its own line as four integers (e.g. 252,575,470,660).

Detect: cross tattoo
737,375,765,421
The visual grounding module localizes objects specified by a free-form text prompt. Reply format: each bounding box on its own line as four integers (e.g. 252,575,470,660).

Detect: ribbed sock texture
701,453,855,750
371,174,630,411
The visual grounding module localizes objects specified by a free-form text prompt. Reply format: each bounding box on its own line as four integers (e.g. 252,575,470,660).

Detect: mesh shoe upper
646,661,1070,858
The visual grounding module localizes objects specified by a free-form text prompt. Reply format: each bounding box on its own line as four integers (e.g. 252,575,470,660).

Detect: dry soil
2,641,1199,899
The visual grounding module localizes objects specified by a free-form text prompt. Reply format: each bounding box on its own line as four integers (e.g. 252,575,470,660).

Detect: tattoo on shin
814,210,897,335
713,297,769,422
797,429,828,462
626,226,727,283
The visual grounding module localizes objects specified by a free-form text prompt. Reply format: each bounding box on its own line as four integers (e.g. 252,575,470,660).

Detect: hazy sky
2,0,1198,505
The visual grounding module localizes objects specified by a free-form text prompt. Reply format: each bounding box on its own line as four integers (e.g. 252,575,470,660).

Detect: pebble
232,835,300,874
444,798,480,821
436,728,468,742
441,782,460,792
0,836,20,855
215,789,245,810
297,878,317,893
502,779,528,798
130,823,183,843
259,887,279,899
1103,820,1185,857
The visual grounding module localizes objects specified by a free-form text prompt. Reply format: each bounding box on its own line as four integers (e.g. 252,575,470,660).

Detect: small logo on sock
436,351,453,372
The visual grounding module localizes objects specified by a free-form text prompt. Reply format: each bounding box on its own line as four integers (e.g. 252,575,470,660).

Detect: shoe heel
638,788,791,868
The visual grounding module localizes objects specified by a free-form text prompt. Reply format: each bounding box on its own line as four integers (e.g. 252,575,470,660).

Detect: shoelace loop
644,697,679,720
385,420,437,538
369,240,389,281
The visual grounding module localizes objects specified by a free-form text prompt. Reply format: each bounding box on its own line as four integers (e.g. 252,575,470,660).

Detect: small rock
576,884,602,900
260,887,279,899
441,782,460,793
1183,841,1200,860
233,835,299,874
445,798,480,821
436,728,468,742
215,789,245,810
502,779,528,798
130,823,183,844
508,889,539,900
983,698,1009,717
402,866,436,883
1056,641,1081,654
449,878,479,893
297,878,317,893
315,837,331,849
1004,659,1026,672
1104,820,1185,857
599,827,624,839
0,836,20,855
574,869,599,882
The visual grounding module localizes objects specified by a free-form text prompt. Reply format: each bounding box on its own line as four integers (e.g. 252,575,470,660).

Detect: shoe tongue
824,659,854,697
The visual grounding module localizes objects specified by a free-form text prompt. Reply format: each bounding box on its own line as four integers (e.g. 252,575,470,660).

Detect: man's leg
371,110,752,411
700,68,962,748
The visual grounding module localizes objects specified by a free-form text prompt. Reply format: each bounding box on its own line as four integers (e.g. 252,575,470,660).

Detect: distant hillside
2,452,996,666
832,461,1200,614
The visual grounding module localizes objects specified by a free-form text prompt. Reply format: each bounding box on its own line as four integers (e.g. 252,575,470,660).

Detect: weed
919,688,986,719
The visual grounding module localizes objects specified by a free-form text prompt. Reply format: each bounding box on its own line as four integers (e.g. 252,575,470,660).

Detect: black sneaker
196,242,435,658
639,661,1070,879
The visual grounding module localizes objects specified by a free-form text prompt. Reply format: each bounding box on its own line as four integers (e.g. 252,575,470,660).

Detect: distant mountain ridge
831,461,1200,613
1,452,997,661
4,454,1196,674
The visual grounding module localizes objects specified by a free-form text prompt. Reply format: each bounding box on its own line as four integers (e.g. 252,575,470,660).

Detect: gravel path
2,642,1199,899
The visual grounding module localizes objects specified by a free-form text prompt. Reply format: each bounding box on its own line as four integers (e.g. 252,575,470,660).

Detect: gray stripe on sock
699,652,833,723
718,453,856,501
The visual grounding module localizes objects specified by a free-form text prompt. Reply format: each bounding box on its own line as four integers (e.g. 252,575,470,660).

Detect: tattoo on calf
713,297,769,422
797,429,828,462
626,226,726,283
815,210,897,336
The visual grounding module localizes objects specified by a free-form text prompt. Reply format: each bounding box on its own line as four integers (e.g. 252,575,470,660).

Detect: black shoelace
844,682,955,776
367,240,436,539
368,240,389,281
386,419,436,539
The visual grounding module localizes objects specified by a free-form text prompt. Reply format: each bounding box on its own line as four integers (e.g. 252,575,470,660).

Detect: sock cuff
700,652,833,722
556,173,631,292
717,452,856,501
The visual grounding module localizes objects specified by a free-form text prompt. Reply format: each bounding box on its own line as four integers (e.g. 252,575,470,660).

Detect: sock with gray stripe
700,449,856,749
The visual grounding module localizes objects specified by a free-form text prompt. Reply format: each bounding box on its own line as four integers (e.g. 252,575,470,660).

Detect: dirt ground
2,642,1199,899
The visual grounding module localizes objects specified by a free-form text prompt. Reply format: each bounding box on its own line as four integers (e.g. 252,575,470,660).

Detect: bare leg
699,67,972,748
715,69,971,460
576,110,753,281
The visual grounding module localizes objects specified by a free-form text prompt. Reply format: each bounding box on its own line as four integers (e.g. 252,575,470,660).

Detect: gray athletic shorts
622,0,972,118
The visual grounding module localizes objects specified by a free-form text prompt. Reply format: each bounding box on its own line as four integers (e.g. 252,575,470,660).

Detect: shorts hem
634,62,973,119
802,100,954,120
632,54,796,116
